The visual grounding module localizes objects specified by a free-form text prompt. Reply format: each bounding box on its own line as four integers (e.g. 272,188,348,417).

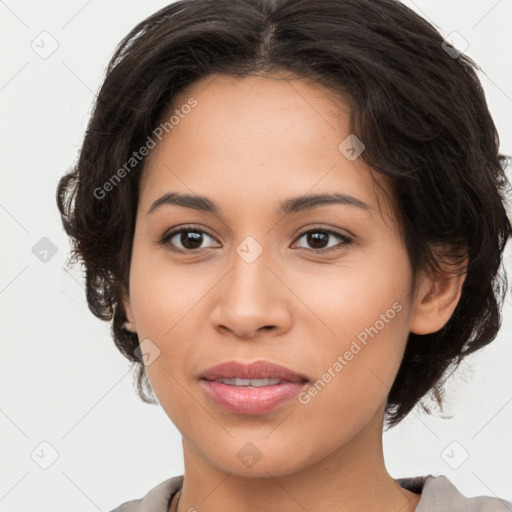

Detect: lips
200,360,309,383
199,360,309,415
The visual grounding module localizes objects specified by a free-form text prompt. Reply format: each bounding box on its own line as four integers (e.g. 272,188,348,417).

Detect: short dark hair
56,0,511,428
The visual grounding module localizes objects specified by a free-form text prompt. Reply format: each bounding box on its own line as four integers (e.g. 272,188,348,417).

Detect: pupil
182,231,202,249
308,232,327,249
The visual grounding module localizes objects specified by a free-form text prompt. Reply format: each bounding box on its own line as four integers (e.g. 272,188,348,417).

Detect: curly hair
56,0,511,428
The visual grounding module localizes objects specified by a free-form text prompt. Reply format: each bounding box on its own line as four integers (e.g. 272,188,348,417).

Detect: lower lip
200,379,308,415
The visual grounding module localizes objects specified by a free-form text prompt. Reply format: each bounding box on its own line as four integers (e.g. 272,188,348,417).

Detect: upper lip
200,360,309,382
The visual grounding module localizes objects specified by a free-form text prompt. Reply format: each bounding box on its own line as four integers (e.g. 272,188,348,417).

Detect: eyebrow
147,191,371,217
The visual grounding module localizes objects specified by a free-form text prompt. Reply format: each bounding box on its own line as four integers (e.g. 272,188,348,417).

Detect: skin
122,72,466,512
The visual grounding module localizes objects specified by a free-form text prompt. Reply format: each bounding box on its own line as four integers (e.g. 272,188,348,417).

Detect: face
123,72,426,477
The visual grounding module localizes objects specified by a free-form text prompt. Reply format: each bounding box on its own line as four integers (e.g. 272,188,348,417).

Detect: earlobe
122,295,137,333
409,266,467,335
122,320,137,333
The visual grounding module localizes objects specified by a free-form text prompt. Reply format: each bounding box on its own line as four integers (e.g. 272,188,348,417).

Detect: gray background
1,0,511,510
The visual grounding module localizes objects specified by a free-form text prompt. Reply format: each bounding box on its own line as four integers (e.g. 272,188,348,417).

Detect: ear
121,290,137,333
409,257,467,335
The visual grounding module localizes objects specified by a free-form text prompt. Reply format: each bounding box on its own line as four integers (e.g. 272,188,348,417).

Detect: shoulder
107,475,183,512
399,474,512,511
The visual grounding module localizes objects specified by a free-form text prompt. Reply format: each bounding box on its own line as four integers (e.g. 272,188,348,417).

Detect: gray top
109,474,512,512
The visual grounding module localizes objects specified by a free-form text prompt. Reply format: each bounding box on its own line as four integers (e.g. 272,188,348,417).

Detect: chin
199,436,323,479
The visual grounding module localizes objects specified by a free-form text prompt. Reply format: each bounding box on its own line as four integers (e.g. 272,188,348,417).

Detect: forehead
138,73,393,223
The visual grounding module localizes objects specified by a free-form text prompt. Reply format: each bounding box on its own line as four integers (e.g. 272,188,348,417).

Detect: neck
175,404,420,512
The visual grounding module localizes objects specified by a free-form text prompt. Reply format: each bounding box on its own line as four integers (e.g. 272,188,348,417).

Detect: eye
158,225,219,252
158,225,353,254
292,227,353,253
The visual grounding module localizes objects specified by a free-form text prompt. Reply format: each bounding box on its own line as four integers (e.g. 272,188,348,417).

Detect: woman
56,0,512,510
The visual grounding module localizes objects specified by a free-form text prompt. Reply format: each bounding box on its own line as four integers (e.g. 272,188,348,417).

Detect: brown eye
159,226,219,252
293,228,352,252
175,230,205,250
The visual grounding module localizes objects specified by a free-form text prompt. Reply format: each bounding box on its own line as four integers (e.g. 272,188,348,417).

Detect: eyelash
158,224,353,254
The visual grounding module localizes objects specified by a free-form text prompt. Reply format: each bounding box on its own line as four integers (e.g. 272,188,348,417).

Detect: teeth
215,377,282,387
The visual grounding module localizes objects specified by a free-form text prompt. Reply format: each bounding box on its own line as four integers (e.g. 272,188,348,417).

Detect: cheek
293,253,410,340
294,262,411,401
127,246,217,403
290,297,409,465
128,245,210,337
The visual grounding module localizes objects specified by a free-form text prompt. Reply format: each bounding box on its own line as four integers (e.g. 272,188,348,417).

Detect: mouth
200,360,309,382
199,360,309,415
209,377,285,387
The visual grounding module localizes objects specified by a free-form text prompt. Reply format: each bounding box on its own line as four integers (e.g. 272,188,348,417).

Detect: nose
210,248,293,340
